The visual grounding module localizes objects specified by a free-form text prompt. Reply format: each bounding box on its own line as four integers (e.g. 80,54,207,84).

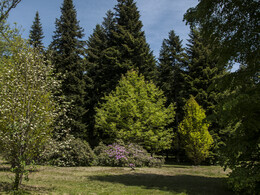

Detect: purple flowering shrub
93,142,164,167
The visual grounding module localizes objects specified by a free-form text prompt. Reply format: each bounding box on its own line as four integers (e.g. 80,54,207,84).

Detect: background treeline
29,0,225,160
0,0,259,194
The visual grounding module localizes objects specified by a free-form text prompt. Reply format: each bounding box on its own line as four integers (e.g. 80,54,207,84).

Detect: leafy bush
94,141,164,167
38,135,95,167
227,163,260,194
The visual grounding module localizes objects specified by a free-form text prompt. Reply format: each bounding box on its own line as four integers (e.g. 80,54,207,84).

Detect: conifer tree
186,27,227,161
158,30,188,161
158,30,188,121
186,28,225,114
84,10,116,144
85,0,157,144
50,0,86,138
111,0,157,81
29,11,44,50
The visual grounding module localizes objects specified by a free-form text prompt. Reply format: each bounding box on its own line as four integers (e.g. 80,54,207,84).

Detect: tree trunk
13,167,23,190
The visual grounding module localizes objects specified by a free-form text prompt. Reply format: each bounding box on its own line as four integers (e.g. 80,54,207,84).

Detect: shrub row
38,137,164,168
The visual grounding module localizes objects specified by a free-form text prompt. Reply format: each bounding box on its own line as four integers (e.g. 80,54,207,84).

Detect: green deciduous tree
184,1,259,193
178,96,213,165
95,70,175,153
50,0,86,138
0,37,60,190
29,11,44,50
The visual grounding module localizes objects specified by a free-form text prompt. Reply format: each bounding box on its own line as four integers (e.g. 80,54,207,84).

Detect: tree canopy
50,0,86,139
184,1,260,193
29,11,44,50
95,70,175,153
0,37,59,190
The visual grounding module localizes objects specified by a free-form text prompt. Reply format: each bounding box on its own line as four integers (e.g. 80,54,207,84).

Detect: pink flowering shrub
93,141,164,167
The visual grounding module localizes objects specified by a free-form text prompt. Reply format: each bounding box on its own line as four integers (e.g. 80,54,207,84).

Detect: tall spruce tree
111,0,157,81
50,0,86,138
29,11,44,50
84,10,117,145
158,30,187,119
186,27,227,161
85,1,157,144
158,30,188,161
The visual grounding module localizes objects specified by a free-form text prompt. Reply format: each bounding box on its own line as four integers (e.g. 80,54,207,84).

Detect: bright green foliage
29,11,44,50
50,0,86,138
95,70,175,153
85,0,158,145
0,37,59,190
184,1,259,193
178,96,213,165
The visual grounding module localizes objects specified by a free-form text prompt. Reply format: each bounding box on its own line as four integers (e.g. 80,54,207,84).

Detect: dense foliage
157,30,188,162
50,0,87,139
94,141,164,167
0,0,257,193
85,0,157,144
178,96,213,165
184,0,259,193
39,135,95,167
95,70,175,153
0,37,60,189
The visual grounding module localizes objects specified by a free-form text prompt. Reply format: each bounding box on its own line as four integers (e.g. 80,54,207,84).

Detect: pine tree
186,28,224,114
186,27,227,161
85,0,157,144
158,30,188,120
111,0,157,81
158,30,188,161
29,11,44,50
84,10,117,145
50,0,86,138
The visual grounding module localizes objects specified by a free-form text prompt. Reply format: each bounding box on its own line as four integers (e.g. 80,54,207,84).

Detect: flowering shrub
94,142,164,167
38,135,95,167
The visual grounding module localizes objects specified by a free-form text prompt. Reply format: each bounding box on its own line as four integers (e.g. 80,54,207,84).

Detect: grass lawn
0,160,234,195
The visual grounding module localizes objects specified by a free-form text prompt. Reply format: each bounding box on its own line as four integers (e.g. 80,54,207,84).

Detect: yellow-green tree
178,96,213,165
95,70,175,153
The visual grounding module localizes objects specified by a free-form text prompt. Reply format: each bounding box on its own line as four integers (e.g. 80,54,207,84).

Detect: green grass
0,161,234,195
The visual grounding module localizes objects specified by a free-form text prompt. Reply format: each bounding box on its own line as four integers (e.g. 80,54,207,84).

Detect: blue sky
7,0,198,58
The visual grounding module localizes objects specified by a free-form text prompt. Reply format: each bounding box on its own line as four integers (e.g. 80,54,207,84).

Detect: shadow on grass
89,173,234,195
0,181,54,194
0,167,11,172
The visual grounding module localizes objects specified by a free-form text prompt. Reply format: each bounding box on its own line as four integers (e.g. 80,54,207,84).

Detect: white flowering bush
38,134,95,167
0,37,60,189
